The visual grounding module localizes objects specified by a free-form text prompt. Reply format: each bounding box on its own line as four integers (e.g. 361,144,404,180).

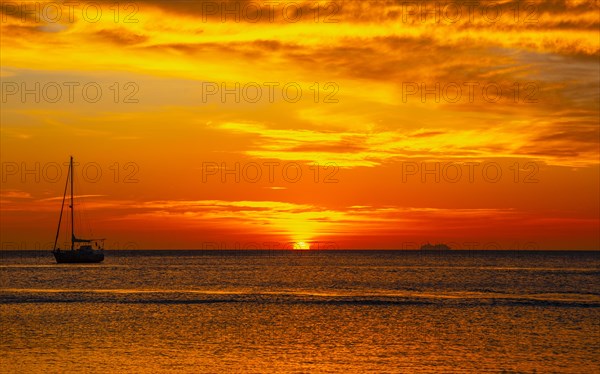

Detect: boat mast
70,156,74,251
52,158,70,251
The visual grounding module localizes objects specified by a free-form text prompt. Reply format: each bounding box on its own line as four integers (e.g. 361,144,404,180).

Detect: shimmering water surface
1,250,599,373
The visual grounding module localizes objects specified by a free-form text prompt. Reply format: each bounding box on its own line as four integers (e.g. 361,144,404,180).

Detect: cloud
95,28,148,45
0,190,32,199
213,120,599,167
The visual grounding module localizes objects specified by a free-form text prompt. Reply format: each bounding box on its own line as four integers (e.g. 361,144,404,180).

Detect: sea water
1,250,598,373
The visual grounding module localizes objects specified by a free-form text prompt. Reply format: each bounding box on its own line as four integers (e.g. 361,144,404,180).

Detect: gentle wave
1,264,599,272
2,288,599,307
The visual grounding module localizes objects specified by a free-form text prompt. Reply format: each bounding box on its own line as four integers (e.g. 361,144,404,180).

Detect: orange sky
1,0,599,249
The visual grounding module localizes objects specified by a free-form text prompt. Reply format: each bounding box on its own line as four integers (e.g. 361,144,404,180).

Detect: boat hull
53,250,104,263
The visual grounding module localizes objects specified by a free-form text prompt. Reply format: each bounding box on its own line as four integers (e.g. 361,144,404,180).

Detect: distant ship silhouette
52,156,104,264
420,243,451,251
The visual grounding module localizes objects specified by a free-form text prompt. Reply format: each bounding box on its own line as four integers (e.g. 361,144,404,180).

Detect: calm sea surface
1,250,599,373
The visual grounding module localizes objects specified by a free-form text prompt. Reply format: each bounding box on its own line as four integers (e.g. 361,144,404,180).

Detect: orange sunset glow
1,0,599,250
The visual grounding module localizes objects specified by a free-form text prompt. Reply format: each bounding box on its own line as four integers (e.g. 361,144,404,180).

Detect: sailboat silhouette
52,156,104,263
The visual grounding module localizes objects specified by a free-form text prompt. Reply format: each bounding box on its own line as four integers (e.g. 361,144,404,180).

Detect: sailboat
52,156,105,263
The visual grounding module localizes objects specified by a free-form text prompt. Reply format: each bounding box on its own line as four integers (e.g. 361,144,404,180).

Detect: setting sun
293,242,311,250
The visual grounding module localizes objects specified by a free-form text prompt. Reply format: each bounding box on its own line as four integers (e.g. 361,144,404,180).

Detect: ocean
1,250,599,373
